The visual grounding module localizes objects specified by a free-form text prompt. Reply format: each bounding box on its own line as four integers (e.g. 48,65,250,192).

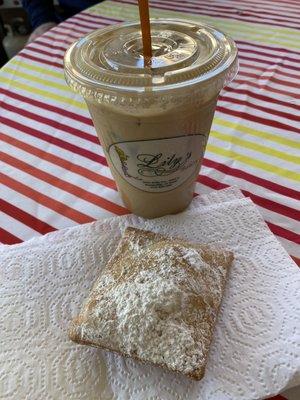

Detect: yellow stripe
0,76,86,110
2,66,68,92
10,58,64,80
214,117,300,151
207,143,300,182
98,0,300,39
211,130,300,165
91,1,300,50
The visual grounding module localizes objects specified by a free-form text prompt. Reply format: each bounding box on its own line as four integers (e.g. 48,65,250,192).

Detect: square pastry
69,227,234,380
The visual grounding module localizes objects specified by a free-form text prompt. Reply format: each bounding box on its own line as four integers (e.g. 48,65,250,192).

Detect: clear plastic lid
64,19,238,104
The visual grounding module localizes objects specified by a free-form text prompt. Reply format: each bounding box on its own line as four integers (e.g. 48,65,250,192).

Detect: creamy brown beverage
64,20,238,218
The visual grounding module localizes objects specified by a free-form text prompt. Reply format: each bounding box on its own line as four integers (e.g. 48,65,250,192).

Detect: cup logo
109,135,206,192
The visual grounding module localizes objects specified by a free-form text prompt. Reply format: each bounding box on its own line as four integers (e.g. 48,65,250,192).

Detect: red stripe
175,0,300,13
216,104,300,135
197,175,300,244
291,256,300,267
236,40,300,58
240,61,300,81
234,77,300,100
228,0,300,10
197,174,300,229
0,172,94,224
240,70,300,90
0,198,55,235
0,102,98,145
237,46,300,68
202,158,300,202
267,221,300,245
172,0,300,22
223,85,300,113
242,190,300,223
0,115,107,166
149,0,300,28
80,11,122,23
239,62,299,86
41,31,76,46
219,94,300,124
52,23,90,36
0,227,22,245
114,0,299,29
72,14,117,26
29,41,67,54
1,153,127,216
0,132,117,191
19,52,62,69
238,54,300,73
21,46,65,61
0,87,93,127
63,19,102,30
160,0,300,18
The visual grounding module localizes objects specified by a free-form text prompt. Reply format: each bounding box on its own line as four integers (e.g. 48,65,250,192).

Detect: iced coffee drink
64,19,238,218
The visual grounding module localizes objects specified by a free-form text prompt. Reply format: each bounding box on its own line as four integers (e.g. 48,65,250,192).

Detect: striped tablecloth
0,1,299,399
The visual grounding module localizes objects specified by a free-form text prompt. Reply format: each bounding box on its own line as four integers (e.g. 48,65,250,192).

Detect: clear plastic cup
64,19,238,218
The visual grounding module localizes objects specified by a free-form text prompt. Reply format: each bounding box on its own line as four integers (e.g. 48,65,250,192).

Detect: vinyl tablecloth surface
0,0,299,399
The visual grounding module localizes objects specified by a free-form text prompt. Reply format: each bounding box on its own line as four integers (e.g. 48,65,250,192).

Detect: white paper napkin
0,188,299,400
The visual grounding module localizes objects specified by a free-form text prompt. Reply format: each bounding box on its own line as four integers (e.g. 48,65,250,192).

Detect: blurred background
0,0,32,65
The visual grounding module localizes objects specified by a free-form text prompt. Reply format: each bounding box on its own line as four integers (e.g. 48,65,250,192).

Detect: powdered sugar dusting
76,228,232,377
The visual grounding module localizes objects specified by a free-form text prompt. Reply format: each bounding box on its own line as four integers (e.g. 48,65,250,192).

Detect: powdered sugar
77,229,231,377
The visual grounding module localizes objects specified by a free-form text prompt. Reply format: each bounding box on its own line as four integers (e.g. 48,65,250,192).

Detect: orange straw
138,0,152,62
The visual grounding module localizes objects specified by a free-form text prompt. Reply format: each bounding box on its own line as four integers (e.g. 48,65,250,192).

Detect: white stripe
71,15,109,29
233,76,300,98
210,134,300,174
161,0,300,16
1,121,113,180
148,0,300,28
2,141,124,209
0,211,42,241
204,150,299,190
237,42,300,61
220,89,300,123
238,64,299,83
277,237,300,259
24,43,66,62
1,107,105,159
2,92,94,134
238,64,300,86
238,51,300,71
216,102,300,147
1,161,116,220
0,69,72,97
200,164,300,227
0,78,90,119
0,183,75,229
15,53,64,73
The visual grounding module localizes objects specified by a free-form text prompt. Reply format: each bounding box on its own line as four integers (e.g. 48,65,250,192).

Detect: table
0,0,299,399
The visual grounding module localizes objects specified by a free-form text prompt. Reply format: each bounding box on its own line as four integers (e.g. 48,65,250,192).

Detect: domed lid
64,19,238,95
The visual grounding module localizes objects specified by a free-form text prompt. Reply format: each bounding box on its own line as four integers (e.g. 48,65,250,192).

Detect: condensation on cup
64,19,238,218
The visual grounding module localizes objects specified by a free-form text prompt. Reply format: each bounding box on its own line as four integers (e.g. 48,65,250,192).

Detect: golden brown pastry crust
69,227,233,380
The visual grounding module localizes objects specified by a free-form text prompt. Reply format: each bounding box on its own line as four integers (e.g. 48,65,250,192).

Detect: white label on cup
108,134,206,193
